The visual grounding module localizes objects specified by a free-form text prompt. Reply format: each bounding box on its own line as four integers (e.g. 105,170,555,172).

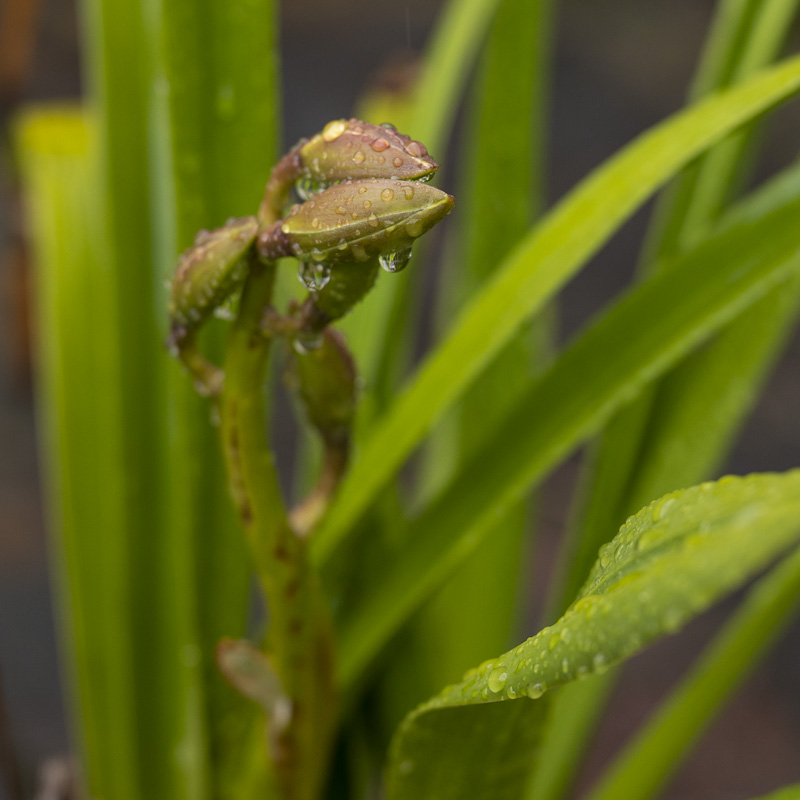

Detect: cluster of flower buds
167,118,454,388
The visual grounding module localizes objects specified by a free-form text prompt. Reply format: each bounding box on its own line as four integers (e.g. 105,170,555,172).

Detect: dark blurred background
1,1,799,798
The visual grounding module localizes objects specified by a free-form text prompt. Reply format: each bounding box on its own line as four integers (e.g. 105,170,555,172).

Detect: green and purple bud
299,118,438,186
257,178,454,266
168,216,258,332
258,118,439,223
290,327,357,447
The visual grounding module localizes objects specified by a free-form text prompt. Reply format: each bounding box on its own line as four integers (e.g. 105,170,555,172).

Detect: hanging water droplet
298,261,331,292
379,247,412,273
292,334,323,355
212,296,237,320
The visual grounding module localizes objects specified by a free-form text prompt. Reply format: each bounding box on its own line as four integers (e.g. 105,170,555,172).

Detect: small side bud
169,216,258,330
299,118,438,184
258,178,454,265
291,328,357,447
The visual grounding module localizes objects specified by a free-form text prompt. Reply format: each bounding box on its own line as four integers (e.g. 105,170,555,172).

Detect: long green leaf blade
15,108,140,800
387,471,800,800
586,544,800,800
313,56,800,565
336,185,800,690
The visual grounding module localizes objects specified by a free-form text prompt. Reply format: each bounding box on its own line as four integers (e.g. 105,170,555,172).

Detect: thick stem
221,257,336,800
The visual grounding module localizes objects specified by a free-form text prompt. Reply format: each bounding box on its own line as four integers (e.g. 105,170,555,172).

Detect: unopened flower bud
258,118,439,223
169,216,258,329
291,328,357,447
258,178,454,265
299,118,438,185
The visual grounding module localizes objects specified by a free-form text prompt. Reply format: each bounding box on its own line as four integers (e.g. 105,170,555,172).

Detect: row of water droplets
296,247,413,292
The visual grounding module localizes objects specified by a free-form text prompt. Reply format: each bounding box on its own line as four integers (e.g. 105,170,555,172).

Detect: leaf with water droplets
387,471,800,800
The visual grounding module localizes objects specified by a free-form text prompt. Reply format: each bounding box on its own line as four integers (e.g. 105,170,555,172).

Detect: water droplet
362,200,372,209
352,151,366,165
292,334,323,355
652,496,676,522
377,155,386,164
417,172,432,183
488,668,508,693
358,185,368,194
599,550,613,568
379,247,412,273
368,213,380,228
322,119,346,142
407,140,425,158
371,137,390,152
380,122,397,132
526,683,546,699
212,296,236,320
592,653,608,674
403,185,415,200
335,206,347,216
393,156,404,168
404,219,425,238
215,84,236,119
298,262,331,292
381,187,395,202
663,607,682,632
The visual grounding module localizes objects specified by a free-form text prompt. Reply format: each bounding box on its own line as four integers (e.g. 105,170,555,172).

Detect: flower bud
298,118,438,185
290,328,357,447
258,178,454,265
169,216,258,328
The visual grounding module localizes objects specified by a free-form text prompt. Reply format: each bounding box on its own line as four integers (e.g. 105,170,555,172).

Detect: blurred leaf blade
154,0,280,792
15,107,141,800
387,470,800,800
379,0,556,725
313,55,800,565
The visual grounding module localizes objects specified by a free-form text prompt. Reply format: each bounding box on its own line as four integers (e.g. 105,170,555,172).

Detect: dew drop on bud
298,261,331,292
322,119,347,142
292,334,323,355
212,297,236,320
379,247,412,273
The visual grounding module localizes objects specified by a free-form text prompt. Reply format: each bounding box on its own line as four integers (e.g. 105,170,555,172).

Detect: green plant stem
221,258,336,800
587,545,800,800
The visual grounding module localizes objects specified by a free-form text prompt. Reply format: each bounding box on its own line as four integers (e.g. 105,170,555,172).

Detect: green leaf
387,471,800,800
586,544,800,800
376,0,556,730
313,55,800,565
336,184,800,691
15,107,140,800
340,0,503,397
